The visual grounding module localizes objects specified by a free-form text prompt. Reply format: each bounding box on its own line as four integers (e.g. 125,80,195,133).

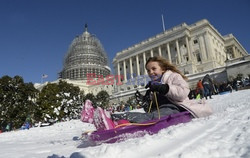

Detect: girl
84,56,213,131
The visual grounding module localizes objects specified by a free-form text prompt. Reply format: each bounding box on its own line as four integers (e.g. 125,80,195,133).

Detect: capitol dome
59,24,111,80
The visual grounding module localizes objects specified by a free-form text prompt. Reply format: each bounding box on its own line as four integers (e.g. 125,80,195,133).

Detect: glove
135,90,151,112
135,90,150,104
145,81,169,95
135,90,144,102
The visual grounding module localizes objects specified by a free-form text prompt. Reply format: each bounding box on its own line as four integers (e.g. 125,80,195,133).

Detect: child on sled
81,56,212,131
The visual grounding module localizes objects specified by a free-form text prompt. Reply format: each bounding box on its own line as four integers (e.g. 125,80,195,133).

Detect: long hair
145,56,188,80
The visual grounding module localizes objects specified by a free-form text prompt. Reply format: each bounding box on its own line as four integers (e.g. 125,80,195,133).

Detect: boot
93,107,115,131
80,100,94,123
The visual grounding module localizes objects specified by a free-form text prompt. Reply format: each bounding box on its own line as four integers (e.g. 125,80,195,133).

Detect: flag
42,74,48,78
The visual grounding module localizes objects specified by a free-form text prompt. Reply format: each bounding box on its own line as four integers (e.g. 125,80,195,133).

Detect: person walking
202,74,213,99
196,79,204,99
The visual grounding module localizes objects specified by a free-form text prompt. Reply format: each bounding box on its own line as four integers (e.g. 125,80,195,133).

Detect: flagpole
161,14,166,32
41,76,43,84
41,74,48,84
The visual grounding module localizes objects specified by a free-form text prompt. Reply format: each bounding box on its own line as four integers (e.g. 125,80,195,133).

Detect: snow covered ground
1,89,250,158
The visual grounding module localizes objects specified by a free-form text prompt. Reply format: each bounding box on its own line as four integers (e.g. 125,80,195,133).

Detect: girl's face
146,61,165,81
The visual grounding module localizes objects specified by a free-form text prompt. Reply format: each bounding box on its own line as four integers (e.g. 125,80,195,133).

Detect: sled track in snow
151,91,250,158
117,91,250,158
78,90,250,158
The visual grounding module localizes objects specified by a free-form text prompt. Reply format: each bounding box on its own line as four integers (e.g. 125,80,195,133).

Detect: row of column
199,31,213,61
117,36,194,82
64,67,109,79
232,46,244,58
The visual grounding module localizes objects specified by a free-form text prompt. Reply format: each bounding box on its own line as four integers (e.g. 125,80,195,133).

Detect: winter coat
202,74,213,87
197,81,204,89
160,70,213,118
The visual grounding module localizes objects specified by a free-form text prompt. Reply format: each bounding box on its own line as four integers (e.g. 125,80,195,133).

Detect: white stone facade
37,19,248,103
111,19,248,102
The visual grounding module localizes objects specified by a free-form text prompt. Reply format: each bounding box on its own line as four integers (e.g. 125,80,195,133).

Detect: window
196,53,201,62
193,40,198,44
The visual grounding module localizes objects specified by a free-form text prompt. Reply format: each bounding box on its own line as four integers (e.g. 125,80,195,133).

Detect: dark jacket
202,74,213,87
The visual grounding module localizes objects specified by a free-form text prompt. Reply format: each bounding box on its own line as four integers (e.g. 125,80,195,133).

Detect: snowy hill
1,89,250,158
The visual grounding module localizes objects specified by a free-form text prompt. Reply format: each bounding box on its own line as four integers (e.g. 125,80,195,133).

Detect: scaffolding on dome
59,25,111,80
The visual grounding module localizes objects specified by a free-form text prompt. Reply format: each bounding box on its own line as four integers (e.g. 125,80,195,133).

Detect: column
204,31,213,60
158,46,162,56
123,60,127,82
185,36,192,62
143,52,147,75
117,62,121,83
166,43,172,64
142,52,147,85
150,49,154,57
232,46,236,58
188,39,195,62
129,57,133,79
176,40,181,64
136,55,140,76
77,68,80,79
198,35,207,61
116,62,121,92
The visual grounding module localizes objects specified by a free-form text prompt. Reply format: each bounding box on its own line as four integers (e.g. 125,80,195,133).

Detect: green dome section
59,24,111,80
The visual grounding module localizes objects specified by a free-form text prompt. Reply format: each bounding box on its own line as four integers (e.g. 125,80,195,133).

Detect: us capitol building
59,24,110,80
42,19,249,103
57,24,115,95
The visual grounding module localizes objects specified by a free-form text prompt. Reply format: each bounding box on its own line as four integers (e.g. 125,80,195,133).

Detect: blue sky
0,0,249,84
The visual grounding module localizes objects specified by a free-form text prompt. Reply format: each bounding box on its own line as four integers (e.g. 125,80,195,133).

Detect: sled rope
114,120,160,129
154,92,161,119
148,92,160,119
147,100,153,113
